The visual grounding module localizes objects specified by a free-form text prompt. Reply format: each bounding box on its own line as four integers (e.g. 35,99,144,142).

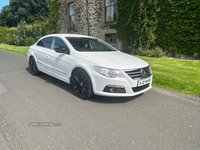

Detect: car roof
43,34,96,39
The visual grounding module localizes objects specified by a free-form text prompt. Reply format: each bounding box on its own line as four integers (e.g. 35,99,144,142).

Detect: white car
28,34,152,99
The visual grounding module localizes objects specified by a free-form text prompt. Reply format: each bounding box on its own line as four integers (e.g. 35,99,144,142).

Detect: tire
29,57,40,76
71,69,94,99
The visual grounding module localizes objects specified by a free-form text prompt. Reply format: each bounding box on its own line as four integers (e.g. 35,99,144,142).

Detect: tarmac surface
0,50,199,150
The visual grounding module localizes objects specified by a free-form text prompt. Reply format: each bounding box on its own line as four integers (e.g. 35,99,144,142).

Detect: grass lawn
136,55,200,97
0,44,199,97
0,44,29,55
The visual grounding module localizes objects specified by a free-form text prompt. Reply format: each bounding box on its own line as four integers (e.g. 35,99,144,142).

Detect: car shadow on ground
89,94,143,103
26,67,142,103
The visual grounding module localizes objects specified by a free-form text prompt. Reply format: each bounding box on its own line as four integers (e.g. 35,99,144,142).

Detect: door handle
46,55,51,59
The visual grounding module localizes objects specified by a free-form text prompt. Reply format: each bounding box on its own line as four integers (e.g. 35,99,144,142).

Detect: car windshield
65,37,117,52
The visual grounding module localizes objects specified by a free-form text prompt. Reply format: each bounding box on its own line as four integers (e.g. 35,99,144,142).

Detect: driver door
50,37,70,82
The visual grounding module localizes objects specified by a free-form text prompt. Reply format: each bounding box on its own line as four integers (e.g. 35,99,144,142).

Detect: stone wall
74,0,89,35
87,0,103,39
59,0,121,49
59,0,68,33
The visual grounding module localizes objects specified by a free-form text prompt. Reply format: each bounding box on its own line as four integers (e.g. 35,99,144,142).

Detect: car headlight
149,66,152,74
94,66,124,78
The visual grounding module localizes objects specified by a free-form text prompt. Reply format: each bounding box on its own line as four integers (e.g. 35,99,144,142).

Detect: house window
105,0,117,23
105,33,117,44
69,3,75,28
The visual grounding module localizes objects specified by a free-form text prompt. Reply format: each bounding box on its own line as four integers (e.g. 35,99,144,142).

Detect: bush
3,0,61,46
48,0,61,33
0,26,7,43
136,46,166,58
6,28,18,45
25,37,37,46
15,20,28,46
6,21,28,46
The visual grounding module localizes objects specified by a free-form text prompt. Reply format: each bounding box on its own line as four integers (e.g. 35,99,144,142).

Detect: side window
51,37,68,50
37,37,52,48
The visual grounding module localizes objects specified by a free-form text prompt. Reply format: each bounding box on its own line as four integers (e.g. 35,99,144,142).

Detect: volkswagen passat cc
28,34,152,99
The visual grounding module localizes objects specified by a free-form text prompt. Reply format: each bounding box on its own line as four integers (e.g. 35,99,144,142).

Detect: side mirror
55,47,70,54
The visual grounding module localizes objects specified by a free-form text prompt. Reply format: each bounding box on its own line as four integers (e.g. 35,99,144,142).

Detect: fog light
110,88,115,93
103,85,126,93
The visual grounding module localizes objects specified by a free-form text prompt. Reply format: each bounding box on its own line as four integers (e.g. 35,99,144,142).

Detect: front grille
125,66,151,79
132,84,150,92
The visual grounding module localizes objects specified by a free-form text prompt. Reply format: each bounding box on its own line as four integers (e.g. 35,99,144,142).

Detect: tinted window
52,37,68,50
37,37,52,48
66,37,116,52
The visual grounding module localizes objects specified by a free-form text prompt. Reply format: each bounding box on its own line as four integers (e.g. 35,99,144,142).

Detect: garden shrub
6,28,18,45
136,47,166,58
15,20,28,46
0,26,7,43
25,37,37,46
6,21,28,46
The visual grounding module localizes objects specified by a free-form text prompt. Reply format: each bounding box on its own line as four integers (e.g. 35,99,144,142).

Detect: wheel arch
29,55,34,60
70,66,94,91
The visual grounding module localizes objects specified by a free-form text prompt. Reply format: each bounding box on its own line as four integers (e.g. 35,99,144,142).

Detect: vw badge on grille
141,69,146,77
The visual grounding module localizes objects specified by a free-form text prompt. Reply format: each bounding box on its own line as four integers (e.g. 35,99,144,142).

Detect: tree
0,0,49,27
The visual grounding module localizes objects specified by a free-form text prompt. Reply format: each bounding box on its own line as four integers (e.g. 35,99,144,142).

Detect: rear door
35,37,53,73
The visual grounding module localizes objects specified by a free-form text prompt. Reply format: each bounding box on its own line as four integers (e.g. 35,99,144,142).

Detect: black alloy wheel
71,69,94,99
29,57,40,75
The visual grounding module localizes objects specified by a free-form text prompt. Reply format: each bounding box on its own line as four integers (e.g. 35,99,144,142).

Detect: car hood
75,51,149,70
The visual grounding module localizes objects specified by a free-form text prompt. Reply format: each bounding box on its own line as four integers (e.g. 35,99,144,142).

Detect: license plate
138,78,151,87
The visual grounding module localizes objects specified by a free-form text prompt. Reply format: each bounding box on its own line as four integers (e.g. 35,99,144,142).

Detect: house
59,0,121,49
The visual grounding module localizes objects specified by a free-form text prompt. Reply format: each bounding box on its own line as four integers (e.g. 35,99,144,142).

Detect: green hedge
0,26,7,43
156,0,200,56
116,0,200,56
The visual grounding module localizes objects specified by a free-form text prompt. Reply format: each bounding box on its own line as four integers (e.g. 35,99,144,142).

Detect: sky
0,0,10,12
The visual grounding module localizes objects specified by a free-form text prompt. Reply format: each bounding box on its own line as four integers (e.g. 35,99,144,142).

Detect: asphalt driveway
0,50,199,150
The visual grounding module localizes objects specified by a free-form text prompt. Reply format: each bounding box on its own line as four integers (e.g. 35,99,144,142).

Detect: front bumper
91,72,153,97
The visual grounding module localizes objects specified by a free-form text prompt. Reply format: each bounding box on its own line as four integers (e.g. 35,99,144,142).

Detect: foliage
115,0,157,53
135,46,166,58
156,0,200,56
2,0,61,46
26,0,61,45
6,21,28,46
0,0,49,27
27,22,49,41
15,21,28,46
0,26,7,43
6,28,18,45
25,0,61,45
48,0,61,33
25,37,36,46
116,0,200,56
